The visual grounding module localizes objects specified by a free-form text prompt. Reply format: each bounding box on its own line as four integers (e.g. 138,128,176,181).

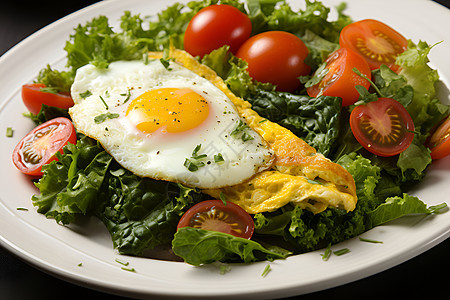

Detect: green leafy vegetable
172,227,291,266
245,90,342,155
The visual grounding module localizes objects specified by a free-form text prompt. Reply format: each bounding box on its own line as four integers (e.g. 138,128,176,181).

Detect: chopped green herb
321,243,332,261
184,144,208,172
78,263,83,267
40,86,59,94
94,112,119,124
16,207,28,211
333,248,350,256
230,120,254,142
219,264,231,275
219,192,227,205
427,203,448,214
115,258,130,266
142,53,149,65
160,58,172,71
214,153,224,163
99,95,108,109
306,178,324,185
261,264,271,277
353,67,383,97
258,119,268,123
359,237,383,244
121,267,136,272
6,127,13,138
120,89,131,103
79,90,92,99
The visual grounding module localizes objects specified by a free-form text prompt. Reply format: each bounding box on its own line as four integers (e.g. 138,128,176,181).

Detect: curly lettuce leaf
32,136,109,224
172,227,291,266
396,41,449,133
253,152,443,252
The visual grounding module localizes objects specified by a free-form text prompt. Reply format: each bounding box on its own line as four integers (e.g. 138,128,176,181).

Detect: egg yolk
126,88,210,134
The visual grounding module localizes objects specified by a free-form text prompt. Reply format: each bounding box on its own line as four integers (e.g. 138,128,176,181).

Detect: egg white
69,59,274,189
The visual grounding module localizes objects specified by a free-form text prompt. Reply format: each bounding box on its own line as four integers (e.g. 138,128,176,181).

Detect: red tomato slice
12,117,77,177
339,19,408,70
306,47,371,106
427,116,450,160
184,4,252,57
350,97,415,157
22,83,74,115
236,31,310,92
177,200,254,239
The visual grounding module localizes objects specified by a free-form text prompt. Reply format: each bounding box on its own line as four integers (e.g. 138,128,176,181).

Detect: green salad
16,0,449,267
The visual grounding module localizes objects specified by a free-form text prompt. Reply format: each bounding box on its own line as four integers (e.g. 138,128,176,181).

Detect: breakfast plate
0,0,449,298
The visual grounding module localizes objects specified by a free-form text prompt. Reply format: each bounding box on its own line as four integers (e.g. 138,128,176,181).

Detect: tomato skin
427,116,450,160
184,4,252,57
236,31,311,92
177,200,254,239
307,48,371,106
350,97,415,157
22,83,74,115
12,117,77,177
339,19,408,70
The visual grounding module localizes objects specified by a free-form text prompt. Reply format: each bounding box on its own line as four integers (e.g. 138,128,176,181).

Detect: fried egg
69,59,274,189
155,48,358,214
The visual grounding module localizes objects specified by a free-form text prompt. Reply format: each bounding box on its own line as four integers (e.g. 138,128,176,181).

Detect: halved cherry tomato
177,200,254,239
22,83,74,115
184,4,252,57
350,97,415,157
339,19,408,70
306,47,371,106
427,116,450,160
236,31,310,92
12,117,77,176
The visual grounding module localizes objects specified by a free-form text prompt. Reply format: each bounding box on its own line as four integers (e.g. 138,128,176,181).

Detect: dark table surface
1,0,450,299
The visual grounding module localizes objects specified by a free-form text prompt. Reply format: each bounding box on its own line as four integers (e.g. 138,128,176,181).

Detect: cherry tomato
12,117,77,176
427,116,450,160
339,19,408,70
235,31,310,92
184,4,252,57
22,83,74,115
307,48,371,106
177,200,254,239
350,98,415,157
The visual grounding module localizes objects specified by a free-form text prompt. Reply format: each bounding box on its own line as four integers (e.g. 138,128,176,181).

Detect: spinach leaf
245,89,342,155
96,164,207,256
172,227,291,266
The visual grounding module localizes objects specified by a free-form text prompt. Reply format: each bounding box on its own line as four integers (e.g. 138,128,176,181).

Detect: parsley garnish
214,153,224,163
333,248,351,256
359,237,383,244
184,144,207,172
94,112,119,124
80,90,92,99
219,192,227,205
261,264,271,277
39,86,59,94
230,120,254,142
321,243,332,261
6,127,13,138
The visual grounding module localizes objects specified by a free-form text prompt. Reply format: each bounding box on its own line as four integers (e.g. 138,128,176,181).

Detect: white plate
0,0,449,298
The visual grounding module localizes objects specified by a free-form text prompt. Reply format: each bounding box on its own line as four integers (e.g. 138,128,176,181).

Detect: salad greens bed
30,0,448,266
